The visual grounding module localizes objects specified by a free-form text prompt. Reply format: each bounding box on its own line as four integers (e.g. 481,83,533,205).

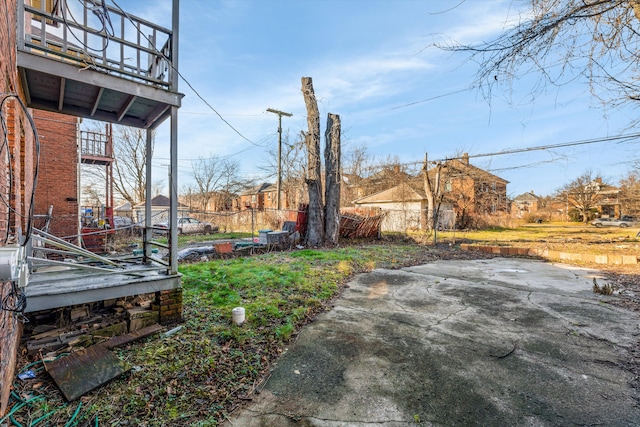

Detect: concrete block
128,308,160,332
609,255,623,265
622,255,638,265
547,251,560,259
595,255,608,264
570,253,582,261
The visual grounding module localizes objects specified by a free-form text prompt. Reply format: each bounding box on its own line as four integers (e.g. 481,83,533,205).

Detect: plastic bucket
232,307,246,325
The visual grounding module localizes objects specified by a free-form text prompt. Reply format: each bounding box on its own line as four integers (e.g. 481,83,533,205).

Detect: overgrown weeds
11,241,444,426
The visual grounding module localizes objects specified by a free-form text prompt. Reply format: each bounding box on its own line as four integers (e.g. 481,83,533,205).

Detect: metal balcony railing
18,0,174,89
80,130,112,158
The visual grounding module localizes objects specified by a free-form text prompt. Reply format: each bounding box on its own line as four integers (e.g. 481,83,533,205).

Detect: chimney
462,153,469,165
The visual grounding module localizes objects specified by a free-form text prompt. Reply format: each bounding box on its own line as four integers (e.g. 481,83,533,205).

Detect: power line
389,87,472,110
440,133,640,163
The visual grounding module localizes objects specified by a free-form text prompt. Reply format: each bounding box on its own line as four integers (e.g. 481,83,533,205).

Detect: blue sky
118,0,637,198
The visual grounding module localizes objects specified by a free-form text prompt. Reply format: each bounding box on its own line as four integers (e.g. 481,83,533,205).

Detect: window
31,0,61,26
31,0,60,14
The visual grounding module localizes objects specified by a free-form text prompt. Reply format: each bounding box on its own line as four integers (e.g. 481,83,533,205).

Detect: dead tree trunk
324,113,341,245
301,77,324,246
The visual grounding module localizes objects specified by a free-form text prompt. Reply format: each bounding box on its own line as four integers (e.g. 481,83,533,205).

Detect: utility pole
266,108,292,210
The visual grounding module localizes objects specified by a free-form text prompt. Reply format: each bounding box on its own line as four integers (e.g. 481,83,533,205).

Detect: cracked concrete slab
226,258,640,426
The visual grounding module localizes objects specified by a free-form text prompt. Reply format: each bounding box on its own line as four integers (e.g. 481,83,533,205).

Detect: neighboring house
352,182,432,232
133,195,189,224
180,190,240,212
114,201,133,219
440,154,509,218
238,183,274,210
354,154,508,231
511,192,541,218
590,178,621,218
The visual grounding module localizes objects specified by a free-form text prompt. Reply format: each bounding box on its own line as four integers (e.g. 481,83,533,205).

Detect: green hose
0,402,27,424
30,408,57,425
63,402,82,427
9,413,24,427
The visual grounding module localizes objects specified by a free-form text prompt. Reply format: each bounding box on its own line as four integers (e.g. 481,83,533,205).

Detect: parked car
112,216,133,229
154,217,219,235
591,218,635,228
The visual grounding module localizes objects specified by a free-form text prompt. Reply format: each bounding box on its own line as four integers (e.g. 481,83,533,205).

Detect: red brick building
0,0,36,414
32,110,80,241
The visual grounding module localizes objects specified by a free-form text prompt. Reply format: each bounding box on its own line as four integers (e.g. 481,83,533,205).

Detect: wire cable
108,0,260,146
58,0,114,53
0,93,41,246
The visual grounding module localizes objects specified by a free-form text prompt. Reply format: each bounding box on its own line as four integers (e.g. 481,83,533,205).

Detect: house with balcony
0,0,183,414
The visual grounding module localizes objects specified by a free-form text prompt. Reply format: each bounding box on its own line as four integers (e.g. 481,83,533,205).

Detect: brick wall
0,0,27,417
33,110,79,240
156,289,183,325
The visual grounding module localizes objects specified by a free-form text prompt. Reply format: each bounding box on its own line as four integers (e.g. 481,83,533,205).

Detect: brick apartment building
0,0,35,413
32,109,80,241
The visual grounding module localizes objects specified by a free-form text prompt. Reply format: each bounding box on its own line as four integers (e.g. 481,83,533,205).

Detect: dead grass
436,222,640,256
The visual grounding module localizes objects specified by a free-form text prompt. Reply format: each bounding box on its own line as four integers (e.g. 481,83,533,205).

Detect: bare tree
260,130,307,208
192,156,239,211
180,183,196,211
302,77,324,246
80,124,152,205
442,1,640,116
111,126,151,204
324,113,341,244
81,182,103,207
619,167,640,217
217,159,243,210
559,171,604,223
341,144,374,206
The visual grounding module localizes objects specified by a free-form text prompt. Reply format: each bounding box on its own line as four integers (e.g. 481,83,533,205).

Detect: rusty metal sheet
45,345,129,401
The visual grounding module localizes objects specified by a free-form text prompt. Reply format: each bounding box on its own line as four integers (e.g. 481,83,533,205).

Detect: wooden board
45,345,129,401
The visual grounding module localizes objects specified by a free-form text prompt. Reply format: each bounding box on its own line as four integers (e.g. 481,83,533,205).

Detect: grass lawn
10,240,444,427
9,225,640,426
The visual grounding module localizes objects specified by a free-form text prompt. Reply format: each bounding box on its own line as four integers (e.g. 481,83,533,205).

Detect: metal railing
18,0,174,89
80,130,111,158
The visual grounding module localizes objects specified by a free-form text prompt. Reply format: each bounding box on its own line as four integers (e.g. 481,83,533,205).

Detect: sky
112,0,639,198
